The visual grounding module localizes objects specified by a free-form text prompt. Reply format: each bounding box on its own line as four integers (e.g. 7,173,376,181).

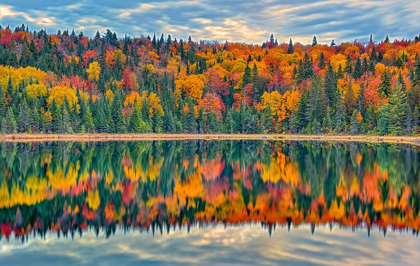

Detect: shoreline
0,133,419,145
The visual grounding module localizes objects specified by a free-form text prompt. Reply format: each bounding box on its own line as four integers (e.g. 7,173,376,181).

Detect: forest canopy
1,23,420,135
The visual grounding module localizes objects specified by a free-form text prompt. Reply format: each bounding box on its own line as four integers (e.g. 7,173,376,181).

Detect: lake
0,140,419,265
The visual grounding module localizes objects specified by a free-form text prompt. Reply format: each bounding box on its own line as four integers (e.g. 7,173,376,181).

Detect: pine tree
405,103,413,134
377,103,389,135
370,46,377,63
379,71,391,97
243,64,252,86
318,52,326,70
324,63,337,107
196,106,204,133
141,99,150,122
287,38,294,54
162,108,176,133
413,106,419,133
84,106,95,133
62,103,73,133
312,36,318,47
49,99,62,133
353,57,362,79
387,84,408,135
303,53,313,79
111,92,126,133
0,84,7,119
335,94,344,133
17,98,31,132
344,80,356,122
350,109,359,135
95,103,109,133
345,54,353,75
128,106,145,133
185,101,196,133
1,107,17,133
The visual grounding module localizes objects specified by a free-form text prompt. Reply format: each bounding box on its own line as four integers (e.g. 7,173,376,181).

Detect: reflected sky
1,224,419,265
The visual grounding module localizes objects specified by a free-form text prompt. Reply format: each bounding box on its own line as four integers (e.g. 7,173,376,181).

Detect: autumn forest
0,24,420,135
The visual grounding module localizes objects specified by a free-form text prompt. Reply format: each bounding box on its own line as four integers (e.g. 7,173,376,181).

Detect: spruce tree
344,81,356,122
353,57,362,79
387,84,408,135
312,36,317,47
62,103,73,133
318,52,326,70
335,94,344,133
49,99,62,133
162,108,176,133
324,63,337,107
2,108,17,133
84,106,95,133
111,92,126,133
242,64,252,86
345,54,353,75
377,103,389,135
413,106,419,132
350,109,359,135
17,98,31,132
287,39,294,54
128,107,144,133
379,71,391,97
185,101,196,133
0,83,6,118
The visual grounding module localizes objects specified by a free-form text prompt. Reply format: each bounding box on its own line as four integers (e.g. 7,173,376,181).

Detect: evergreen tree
387,84,408,135
95,103,109,133
318,52,326,70
17,98,31,132
0,84,7,119
377,103,389,135
370,46,377,63
312,36,317,47
413,106,419,132
353,57,362,79
350,109,359,135
335,94,344,133
379,71,391,97
303,53,313,79
111,92,126,133
287,38,294,54
1,108,17,133
324,63,337,107
162,108,176,133
49,99,62,133
62,102,73,133
344,81,356,122
242,64,252,86
84,106,95,133
345,54,353,75
128,106,145,133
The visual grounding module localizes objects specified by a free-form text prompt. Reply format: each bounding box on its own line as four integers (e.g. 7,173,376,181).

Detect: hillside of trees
1,24,420,135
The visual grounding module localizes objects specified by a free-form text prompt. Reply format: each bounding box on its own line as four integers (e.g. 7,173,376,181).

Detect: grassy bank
0,133,419,145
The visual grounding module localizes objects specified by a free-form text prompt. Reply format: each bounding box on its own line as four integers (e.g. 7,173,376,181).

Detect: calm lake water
0,140,419,265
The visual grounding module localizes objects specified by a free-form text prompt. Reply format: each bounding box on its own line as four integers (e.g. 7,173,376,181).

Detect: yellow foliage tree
47,86,78,110
25,84,47,99
86,61,101,81
175,74,204,101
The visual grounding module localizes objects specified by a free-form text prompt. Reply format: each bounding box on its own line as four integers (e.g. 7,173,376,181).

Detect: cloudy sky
0,0,419,44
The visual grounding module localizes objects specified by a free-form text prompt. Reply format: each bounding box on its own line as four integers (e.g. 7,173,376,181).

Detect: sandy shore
0,133,419,145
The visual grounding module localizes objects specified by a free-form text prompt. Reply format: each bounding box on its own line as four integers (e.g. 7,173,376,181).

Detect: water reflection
0,140,419,243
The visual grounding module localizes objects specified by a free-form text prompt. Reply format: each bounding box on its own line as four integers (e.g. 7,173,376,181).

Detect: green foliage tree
2,108,17,133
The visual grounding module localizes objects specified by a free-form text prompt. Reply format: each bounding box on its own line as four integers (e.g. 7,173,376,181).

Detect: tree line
1,24,420,135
